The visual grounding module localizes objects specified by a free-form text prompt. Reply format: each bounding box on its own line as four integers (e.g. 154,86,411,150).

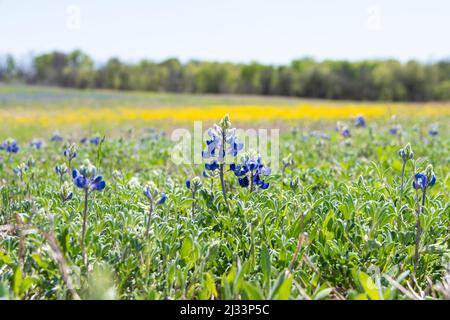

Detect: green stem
81,188,89,267
192,191,196,217
414,189,426,273
68,159,72,176
145,201,153,238
397,161,406,228
219,163,229,210
399,161,406,202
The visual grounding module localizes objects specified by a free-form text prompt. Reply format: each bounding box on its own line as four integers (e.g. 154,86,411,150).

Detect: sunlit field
0,85,449,300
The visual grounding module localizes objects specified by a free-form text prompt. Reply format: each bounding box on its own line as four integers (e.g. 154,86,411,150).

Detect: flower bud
80,159,97,178
64,143,77,161
404,143,414,160
14,162,28,175
219,114,231,129
399,143,414,162
143,181,158,200
55,163,68,176
282,153,294,168
290,177,300,192
60,181,73,202
425,164,435,184
187,176,202,192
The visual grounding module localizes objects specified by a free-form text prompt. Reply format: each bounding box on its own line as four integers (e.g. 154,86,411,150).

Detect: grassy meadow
0,84,449,300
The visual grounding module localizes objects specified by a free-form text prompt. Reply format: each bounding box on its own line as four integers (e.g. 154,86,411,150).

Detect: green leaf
180,236,193,261
275,275,293,300
60,227,70,255
260,245,271,288
19,277,34,296
358,272,380,300
205,272,217,298
313,288,333,300
0,251,12,265
270,272,292,300
32,253,48,269
167,263,176,288
243,282,264,300
354,293,369,300
12,266,22,296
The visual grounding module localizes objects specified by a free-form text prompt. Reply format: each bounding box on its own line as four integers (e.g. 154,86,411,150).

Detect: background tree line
1,50,449,101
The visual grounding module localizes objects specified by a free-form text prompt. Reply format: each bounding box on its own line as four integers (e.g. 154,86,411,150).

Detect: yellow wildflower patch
1,103,449,129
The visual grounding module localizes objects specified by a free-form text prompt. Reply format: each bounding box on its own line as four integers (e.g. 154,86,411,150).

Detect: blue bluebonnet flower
389,125,401,135
89,134,104,146
202,115,243,209
428,124,438,137
156,192,167,204
412,164,436,269
413,168,436,191
74,160,106,257
355,115,366,128
341,127,351,138
50,133,63,142
231,150,271,190
205,160,219,171
72,160,106,191
202,124,243,164
90,136,101,145
412,173,427,190
0,138,19,153
336,122,350,138
30,139,43,150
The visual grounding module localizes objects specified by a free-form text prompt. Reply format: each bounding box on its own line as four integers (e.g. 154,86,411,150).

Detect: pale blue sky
1,0,449,64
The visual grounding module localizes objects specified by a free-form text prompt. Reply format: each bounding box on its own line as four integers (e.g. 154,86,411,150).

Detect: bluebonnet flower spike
355,115,366,128
232,150,271,190
72,160,106,192
0,138,19,153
